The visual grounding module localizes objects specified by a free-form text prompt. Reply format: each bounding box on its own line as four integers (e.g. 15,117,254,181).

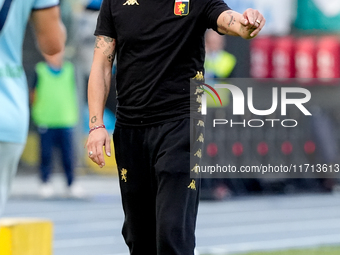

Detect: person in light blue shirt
0,0,66,216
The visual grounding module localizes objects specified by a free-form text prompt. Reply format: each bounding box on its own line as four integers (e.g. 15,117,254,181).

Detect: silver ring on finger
256,19,261,25
89,151,93,157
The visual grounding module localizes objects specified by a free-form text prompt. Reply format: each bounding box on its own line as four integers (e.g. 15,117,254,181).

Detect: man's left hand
240,8,266,38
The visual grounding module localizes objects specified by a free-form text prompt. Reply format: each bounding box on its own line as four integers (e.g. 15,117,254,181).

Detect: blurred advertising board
295,0,340,31
250,36,340,81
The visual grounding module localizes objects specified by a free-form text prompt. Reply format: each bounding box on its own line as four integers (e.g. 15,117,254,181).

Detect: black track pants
113,118,203,255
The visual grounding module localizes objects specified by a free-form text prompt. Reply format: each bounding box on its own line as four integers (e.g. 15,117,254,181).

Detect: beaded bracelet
89,124,106,134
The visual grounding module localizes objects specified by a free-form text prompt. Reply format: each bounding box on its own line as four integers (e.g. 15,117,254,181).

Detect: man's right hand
86,128,111,168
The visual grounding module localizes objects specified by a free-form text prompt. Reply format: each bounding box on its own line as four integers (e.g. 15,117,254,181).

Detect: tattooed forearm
91,116,97,124
226,10,236,27
220,17,229,34
219,10,237,34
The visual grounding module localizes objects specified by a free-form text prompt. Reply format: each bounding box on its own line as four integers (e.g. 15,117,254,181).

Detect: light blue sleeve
33,0,60,10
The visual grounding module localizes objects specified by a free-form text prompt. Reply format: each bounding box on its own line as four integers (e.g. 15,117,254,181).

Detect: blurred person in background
0,0,66,215
77,0,103,80
86,0,265,253
30,51,84,199
205,29,236,79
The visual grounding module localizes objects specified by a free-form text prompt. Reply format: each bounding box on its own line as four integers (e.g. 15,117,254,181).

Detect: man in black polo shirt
86,0,265,253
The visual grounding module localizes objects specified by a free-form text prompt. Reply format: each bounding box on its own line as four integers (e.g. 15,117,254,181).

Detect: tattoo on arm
95,37,101,49
91,116,97,124
94,36,116,63
219,11,236,34
103,36,114,43
226,10,236,27
103,46,115,63
107,53,114,63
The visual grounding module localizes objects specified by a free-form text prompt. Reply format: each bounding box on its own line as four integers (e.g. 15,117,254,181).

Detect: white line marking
197,234,340,254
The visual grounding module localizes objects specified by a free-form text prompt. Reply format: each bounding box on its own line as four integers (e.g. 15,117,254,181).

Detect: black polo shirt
95,0,230,126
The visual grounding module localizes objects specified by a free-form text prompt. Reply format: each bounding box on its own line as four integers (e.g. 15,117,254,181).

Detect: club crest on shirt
174,0,189,16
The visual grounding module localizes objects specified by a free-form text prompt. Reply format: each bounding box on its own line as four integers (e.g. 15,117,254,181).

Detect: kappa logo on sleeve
123,0,139,5
174,0,189,16
193,71,204,81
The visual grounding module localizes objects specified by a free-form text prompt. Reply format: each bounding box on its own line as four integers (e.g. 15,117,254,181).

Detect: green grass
204,246,340,255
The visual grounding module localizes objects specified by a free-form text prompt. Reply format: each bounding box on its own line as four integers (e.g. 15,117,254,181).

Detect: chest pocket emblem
174,0,189,16
123,0,139,5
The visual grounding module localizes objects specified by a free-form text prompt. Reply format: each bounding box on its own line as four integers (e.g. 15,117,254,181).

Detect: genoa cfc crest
174,0,189,16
